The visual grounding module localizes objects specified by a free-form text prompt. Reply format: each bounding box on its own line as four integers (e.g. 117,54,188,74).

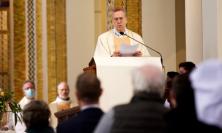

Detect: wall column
202,0,222,60
185,0,203,64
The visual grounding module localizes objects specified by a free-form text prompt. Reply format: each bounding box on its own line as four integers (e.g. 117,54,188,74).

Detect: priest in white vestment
49,82,76,129
94,8,150,57
3,80,36,133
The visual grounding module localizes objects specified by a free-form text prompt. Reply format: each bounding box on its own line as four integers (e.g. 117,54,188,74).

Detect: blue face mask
24,88,35,98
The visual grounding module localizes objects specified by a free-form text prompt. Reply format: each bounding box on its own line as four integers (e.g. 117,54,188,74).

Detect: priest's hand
112,51,121,57
133,51,142,57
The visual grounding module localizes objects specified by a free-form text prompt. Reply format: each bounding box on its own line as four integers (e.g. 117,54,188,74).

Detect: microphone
119,32,164,69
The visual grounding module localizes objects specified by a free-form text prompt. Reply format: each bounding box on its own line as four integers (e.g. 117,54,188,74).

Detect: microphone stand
120,32,165,71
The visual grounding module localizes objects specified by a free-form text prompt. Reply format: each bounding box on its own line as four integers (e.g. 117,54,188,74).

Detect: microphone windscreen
119,32,125,35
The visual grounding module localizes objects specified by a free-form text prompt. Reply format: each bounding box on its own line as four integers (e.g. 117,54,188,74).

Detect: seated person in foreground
94,8,150,57
57,73,104,133
190,59,222,132
165,73,222,132
23,100,54,133
49,82,76,129
3,80,36,133
164,71,179,108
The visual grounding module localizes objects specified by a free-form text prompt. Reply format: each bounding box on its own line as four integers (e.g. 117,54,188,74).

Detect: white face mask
24,88,35,99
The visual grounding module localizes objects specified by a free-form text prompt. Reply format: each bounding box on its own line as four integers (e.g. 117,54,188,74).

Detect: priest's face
57,82,70,100
112,10,127,32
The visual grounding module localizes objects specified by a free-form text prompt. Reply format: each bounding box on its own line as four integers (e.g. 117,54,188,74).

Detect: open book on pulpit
94,57,162,111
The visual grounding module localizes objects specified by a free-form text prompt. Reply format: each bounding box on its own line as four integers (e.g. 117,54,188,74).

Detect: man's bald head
57,82,70,100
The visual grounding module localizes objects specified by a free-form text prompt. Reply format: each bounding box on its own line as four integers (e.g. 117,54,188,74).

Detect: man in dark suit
57,73,104,133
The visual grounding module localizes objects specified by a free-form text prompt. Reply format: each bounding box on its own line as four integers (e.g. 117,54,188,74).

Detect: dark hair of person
179,61,196,73
172,74,196,118
166,71,179,89
23,100,51,129
167,71,179,79
76,73,102,103
164,71,179,102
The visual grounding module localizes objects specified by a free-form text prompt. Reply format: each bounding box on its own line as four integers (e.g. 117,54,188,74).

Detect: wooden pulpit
83,58,96,74
54,106,80,124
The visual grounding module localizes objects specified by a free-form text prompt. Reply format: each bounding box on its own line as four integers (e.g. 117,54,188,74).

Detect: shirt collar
113,28,127,37
81,104,100,111
56,96,72,104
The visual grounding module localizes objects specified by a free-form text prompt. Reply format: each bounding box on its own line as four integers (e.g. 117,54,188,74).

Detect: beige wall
185,0,222,63
202,0,222,60
219,0,222,59
142,0,176,72
66,0,95,101
185,0,203,63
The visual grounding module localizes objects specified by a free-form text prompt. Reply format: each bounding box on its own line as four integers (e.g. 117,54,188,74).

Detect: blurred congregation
1,0,222,133
2,60,222,133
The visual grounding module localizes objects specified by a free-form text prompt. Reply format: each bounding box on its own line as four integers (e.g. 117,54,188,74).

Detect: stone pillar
185,0,203,64
202,0,222,60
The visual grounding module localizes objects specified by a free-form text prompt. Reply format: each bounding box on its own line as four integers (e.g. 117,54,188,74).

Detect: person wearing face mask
2,80,36,133
49,82,76,129
16,80,36,133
